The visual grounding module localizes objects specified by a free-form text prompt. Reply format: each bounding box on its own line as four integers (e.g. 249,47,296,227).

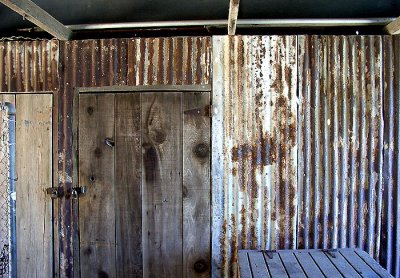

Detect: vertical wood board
16,94,53,277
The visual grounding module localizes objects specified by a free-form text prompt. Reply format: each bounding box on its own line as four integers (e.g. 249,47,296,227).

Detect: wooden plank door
78,92,210,278
15,94,53,277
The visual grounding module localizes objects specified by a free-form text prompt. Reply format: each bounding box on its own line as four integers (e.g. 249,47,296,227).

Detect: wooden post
0,0,72,40
385,16,400,35
228,0,240,35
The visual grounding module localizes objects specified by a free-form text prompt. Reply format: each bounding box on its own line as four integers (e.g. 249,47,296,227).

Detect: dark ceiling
0,0,399,33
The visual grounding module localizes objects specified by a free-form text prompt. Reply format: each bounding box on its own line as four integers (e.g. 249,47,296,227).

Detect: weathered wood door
0,94,54,277
78,92,210,278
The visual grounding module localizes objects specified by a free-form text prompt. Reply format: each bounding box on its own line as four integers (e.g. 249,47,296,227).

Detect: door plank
79,94,116,278
16,94,52,277
183,92,211,277
141,92,183,277
115,94,143,277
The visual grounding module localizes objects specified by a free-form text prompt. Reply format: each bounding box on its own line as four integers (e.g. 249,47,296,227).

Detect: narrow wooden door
78,92,210,278
0,94,54,277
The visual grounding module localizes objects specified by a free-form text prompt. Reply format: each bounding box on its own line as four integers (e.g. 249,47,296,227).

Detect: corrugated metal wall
212,36,298,277
1,36,400,277
0,40,59,92
382,36,400,277
212,35,399,278
297,36,383,255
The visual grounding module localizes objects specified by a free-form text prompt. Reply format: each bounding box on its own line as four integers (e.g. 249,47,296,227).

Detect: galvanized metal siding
212,36,298,278
297,36,384,256
0,40,59,92
382,35,400,277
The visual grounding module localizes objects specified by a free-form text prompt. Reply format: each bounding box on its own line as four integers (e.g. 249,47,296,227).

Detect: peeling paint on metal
212,35,298,278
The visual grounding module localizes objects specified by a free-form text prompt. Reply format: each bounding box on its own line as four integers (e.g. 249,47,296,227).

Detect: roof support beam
385,16,400,34
228,0,240,35
0,0,72,40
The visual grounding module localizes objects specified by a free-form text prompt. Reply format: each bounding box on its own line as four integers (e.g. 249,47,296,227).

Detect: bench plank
279,252,306,278
264,252,288,277
248,252,270,278
238,250,252,278
294,250,324,277
339,249,379,278
309,250,343,278
354,249,393,278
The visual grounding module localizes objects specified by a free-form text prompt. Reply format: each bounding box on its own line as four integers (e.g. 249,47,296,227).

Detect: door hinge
184,104,212,117
46,187,64,199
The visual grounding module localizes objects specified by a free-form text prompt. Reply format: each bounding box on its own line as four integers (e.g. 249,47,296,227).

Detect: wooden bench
238,248,393,278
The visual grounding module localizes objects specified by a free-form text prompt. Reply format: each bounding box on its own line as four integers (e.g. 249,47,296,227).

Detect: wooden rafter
0,0,72,40
228,0,240,35
385,16,400,35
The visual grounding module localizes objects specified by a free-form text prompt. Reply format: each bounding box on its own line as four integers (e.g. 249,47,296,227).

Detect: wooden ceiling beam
228,0,240,35
385,16,400,35
0,0,72,40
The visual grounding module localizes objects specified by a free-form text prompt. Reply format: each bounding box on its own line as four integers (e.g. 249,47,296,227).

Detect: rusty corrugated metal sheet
58,37,211,276
382,35,400,278
0,40,59,92
212,36,298,278
297,35,384,258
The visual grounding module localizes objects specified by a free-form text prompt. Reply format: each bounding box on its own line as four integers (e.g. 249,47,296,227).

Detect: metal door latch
71,186,87,199
46,187,64,199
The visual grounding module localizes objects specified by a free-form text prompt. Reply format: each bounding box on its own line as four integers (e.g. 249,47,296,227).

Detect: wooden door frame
72,84,211,277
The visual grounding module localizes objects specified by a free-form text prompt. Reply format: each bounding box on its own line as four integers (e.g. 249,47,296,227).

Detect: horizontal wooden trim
77,85,212,93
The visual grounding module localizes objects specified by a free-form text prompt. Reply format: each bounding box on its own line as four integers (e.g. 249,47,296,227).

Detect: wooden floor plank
183,92,211,277
79,94,116,278
339,249,379,278
238,251,252,278
294,250,325,277
16,94,53,277
279,252,306,278
309,250,344,278
142,92,183,278
325,250,362,278
354,249,393,278
264,252,289,277
115,94,142,277
248,251,270,278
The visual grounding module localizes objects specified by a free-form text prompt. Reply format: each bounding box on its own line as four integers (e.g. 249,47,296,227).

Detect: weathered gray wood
248,251,270,278
325,251,361,278
115,94,143,277
279,252,306,278
141,92,183,277
79,94,116,278
264,252,288,277
238,251,252,278
78,84,212,93
339,249,379,278
385,16,400,35
0,0,71,40
228,0,240,35
309,250,343,278
294,251,324,277
16,94,53,277
183,92,211,277
354,249,393,278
